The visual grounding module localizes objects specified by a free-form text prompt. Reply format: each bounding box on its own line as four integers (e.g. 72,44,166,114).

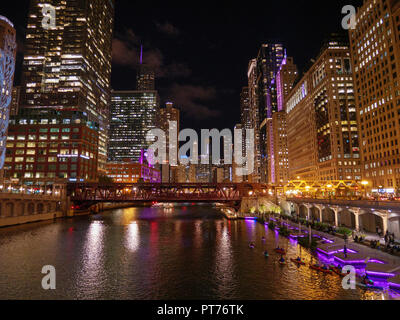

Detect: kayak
279,261,286,265
291,258,306,265
309,265,333,275
331,267,348,277
275,249,286,254
249,245,255,249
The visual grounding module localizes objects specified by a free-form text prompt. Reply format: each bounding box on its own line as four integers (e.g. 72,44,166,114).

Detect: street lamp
361,181,369,199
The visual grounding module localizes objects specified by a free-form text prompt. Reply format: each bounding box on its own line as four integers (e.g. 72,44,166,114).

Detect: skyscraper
156,102,180,182
137,64,155,91
269,56,298,185
0,15,16,169
256,44,285,183
349,0,400,193
20,0,115,171
286,35,361,182
247,59,261,183
108,90,159,163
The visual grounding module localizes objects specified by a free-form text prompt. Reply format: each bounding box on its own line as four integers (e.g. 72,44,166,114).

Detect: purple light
389,282,400,289
244,217,257,221
366,271,396,278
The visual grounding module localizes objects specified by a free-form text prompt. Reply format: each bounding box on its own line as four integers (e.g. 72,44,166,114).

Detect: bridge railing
286,197,400,211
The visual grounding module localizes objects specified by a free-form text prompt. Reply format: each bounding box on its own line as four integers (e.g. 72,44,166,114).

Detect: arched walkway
360,212,383,234
388,216,400,239
17,203,25,216
299,205,308,218
310,207,320,221
338,209,356,229
5,203,14,217
37,203,44,214
322,208,335,224
27,203,35,215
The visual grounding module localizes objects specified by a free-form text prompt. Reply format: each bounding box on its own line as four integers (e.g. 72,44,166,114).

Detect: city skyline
4,0,365,132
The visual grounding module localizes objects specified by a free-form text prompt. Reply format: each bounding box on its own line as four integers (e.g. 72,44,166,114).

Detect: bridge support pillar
303,204,312,221
330,206,340,227
314,204,324,223
376,211,390,237
349,208,362,232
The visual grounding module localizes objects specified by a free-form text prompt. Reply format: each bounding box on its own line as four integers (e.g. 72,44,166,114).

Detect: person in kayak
264,250,269,256
296,256,301,262
363,275,373,285
322,265,329,270
279,255,285,263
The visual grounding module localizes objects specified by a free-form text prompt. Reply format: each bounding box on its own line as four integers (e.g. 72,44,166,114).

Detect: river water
0,205,392,300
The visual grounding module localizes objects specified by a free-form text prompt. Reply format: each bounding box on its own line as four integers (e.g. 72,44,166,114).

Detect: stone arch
27,203,35,215
338,209,356,229
310,207,320,221
322,208,335,224
298,204,309,218
359,211,383,234
37,203,44,214
17,202,25,216
5,202,14,217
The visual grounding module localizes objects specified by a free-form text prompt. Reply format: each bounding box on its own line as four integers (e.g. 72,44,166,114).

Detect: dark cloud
155,21,180,36
167,84,221,119
112,29,190,78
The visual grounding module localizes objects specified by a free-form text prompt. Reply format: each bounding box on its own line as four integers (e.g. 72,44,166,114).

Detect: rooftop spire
140,45,143,65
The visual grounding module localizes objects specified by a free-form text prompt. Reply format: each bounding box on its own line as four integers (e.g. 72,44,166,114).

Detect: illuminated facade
247,59,261,182
4,111,99,185
269,56,297,185
10,86,21,116
106,160,161,184
287,35,361,182
349,0,400,193
0,15,16,169
156,102,180,182
109,90,159,163
255,44,285,183
20,0,115,172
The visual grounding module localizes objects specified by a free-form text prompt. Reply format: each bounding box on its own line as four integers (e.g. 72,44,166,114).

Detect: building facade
156,102,180,182
286,35,362,182
0,15,17,169
20,0,115,172
4,111,99,185
247,59,261,182
255,44,285,183
268,56,298,185
106,160,161,184
109,90,159,163
349,0,400,193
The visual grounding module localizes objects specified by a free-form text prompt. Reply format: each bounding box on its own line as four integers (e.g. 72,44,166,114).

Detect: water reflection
75,221,106,298
0,205,395,300
125,222,139,252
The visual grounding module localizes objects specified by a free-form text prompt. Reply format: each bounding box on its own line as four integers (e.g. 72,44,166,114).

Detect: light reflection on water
0,205,395,300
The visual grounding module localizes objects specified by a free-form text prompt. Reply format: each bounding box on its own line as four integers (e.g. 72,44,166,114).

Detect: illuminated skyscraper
247,59,261,182
0,15,16,169
156,102,180,182
286,35,361,182
269,56,298,185
349,0,400,193
20,0,115,172
109,90,159,163
256,44,285,183
137,64,155,91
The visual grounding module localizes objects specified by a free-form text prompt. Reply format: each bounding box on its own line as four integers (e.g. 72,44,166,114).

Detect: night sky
4,0,364,132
